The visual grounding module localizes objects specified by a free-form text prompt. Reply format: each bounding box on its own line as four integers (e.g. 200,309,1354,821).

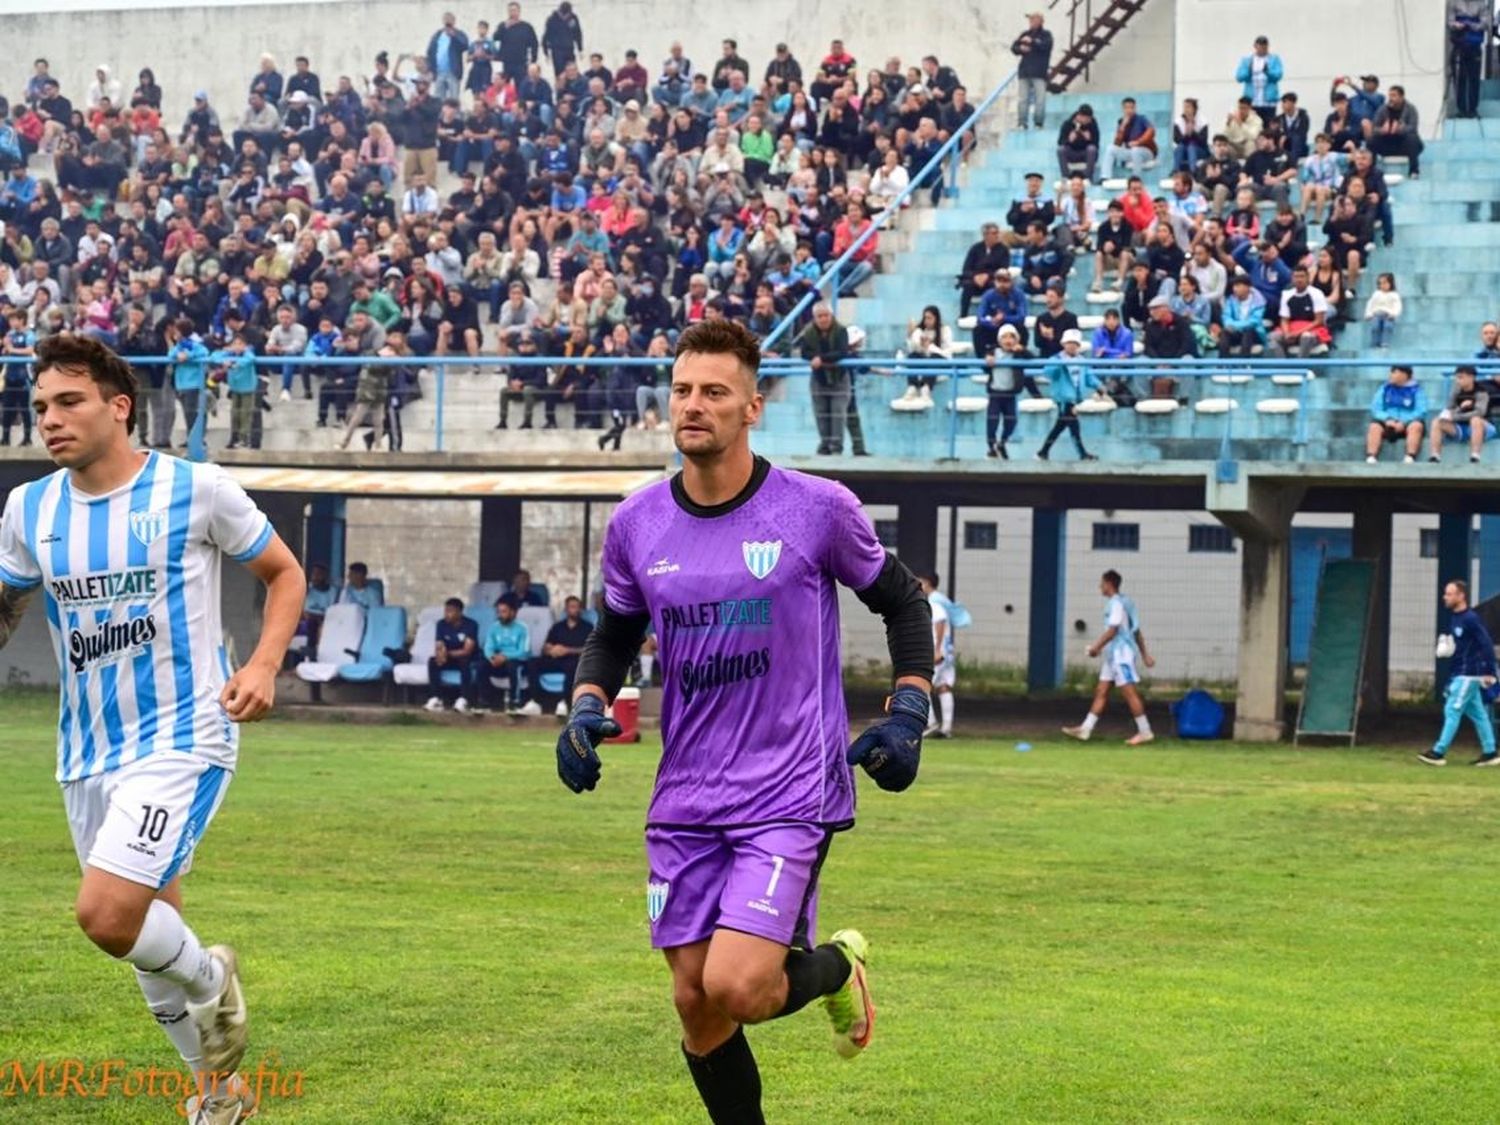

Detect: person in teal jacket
165,316,209,445
482,600,534,711
1037,328,1100,461
1365,363,1427,464
1235,36,1283,121
209,334,259,449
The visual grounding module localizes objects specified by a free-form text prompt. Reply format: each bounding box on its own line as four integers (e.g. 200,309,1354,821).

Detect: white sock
1081,713,1099,733
938,692,954,733
1135,714,1152,735
135,969,206,1082
121,900,223,1005
640,654,655,682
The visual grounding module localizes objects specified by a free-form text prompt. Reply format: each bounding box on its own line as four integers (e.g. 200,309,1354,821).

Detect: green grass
2,692,1499,1122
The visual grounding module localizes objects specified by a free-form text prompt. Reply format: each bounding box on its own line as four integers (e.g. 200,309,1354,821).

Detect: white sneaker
555,700,570,718
517,699,543,716
453,696,470,713
1061,724,1092,741
901,385,919,401
277,388,291,403
1365,455,1377,464
185,1073,258,1125
1403,454,1415,464
919,385,932,401
186,946,248,1078
424,696,444,712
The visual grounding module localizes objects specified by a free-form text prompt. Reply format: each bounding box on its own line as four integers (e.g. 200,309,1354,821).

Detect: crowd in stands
0,9,977,450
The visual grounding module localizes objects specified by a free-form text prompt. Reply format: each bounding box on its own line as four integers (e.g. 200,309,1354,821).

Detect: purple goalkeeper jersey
602,459,886,828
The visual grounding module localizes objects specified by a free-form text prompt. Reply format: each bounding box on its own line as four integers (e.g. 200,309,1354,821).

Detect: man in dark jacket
957,222,1010,317
496,2,540,82
426,14,470,102
798,302,853,455
542,2,583,76
1011,12,1054,129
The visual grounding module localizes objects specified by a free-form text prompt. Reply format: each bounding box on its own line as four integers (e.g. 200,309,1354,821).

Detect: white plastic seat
946,396,988,413
1132,341,1145,355
1019,398,1057,414
891,396,934,412
1257,398,1301,414
1086,290,1121,304
393,605,445,687
516,605,556,657
1194,398,1239,415
1075,396,1117,415
296,603,366,683
1211,374,1252,385
467,580,508,615
957,315,977,331
1134,399,1180,415
1271,371,1313,386
948,341,974,356
1101,177,1128,191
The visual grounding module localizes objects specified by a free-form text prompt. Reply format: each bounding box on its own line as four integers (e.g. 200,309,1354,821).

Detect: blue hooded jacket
1370,379,1426,425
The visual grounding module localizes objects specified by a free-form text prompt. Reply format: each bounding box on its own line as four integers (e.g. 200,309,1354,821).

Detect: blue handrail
758,68,1021,354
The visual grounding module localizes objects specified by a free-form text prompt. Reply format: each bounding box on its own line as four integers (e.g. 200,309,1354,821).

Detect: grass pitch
2,692,1499,1123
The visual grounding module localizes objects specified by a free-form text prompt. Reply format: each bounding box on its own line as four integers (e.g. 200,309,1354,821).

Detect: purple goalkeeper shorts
644,822,832,950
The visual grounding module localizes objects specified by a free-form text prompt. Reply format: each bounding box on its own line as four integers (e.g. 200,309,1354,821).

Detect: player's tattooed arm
0,583,35,651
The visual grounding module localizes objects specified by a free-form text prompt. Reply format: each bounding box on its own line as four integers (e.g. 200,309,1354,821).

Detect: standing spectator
1036,329,1099,461
1364,364,1427,464
1011,11,1054,129
1172,97,1208,171
1369,85,1424,178
1449,0,1489,118
497,2,541,82
165,317,208,444
1100,98,1157,182
1056,104,1100,181
208,333,259,449
1235,36,1284,124
482,599,535,712
1,310,35,446
1364,272,1402,350
1219,272,1268,357
1268,266,1330,358
427,13,470,102
338,344,396,450
799,302,851,455
543,2,583,76
1430,365,1494,463
287,56,322,102
1032,282,1078,357
535,596,592,715
765,42,801,94
984,324,1034,460
267,302,310,401
425,597,482,713
899,305,953,402
401,79,442,185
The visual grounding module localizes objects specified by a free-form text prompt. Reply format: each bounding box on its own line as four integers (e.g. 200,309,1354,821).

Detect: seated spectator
436,284,483,368
1322,195,1370,295
1222,97,1263,160
1032,282,1078,357
482,598,535,712
830,201,877,295
1430,365,1494,463
1143,293,1197,360
1368,84,1423,177
1036,329,1098,461
425,597,482,713
535,595,593,714
1365,364,1427,464
1091,307,1135,360
1172,97,1208,171
1309,247,1346,320
1267,266,1330,357
1092,200,1134,291
899,304,953,401
298,562,336,649
1017,222,1070,297
1002,171,1055,248
1169,275,1217,354
1194,134,1242,216
1242,132,1296,207
502,568,551,609
1185,242,1228,305
1054,175,1094,252
339,562,382,608
1116,175,1155,235
1056,103,1100,182
1100,97,1157,182
956,221,1009,317
1271,91,1310,163
496,281,541,352
1298,133,1342,223
1364,271,1401,349
1262,205,1308,271
1220,272,1268,356
1231,238,1292,312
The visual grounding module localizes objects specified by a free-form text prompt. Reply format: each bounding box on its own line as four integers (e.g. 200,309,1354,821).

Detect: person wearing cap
1222,96,1263,161
1001,171,1056,247
1037,328,1099,461
984,322,1036,459
1235,35,1283,124
1331,74,1385,134
1142,292,1196,362
1011,11,1054,129
765,43,801,93
1100,97,1157,182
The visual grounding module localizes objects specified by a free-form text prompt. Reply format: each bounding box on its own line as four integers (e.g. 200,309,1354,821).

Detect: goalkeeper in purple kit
555,320,933,1123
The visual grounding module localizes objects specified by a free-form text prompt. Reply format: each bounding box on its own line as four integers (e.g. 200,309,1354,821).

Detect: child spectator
1364,273,1401,350
208,333,258,450
1036,329,1099,461
1220,273,1268,356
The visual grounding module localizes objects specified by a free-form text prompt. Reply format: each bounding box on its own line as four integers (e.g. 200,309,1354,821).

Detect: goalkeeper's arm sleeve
574,604,652,700
854,551,934,684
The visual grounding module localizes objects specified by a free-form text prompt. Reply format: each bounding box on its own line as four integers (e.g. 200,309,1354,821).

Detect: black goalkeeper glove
556,694,620,793
846,685,929,792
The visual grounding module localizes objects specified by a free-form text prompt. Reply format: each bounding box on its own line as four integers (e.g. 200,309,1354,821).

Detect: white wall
1173,0,1447,137
7,0,1177,130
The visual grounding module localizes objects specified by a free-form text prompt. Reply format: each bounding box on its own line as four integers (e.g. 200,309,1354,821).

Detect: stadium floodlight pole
759,68,1019,354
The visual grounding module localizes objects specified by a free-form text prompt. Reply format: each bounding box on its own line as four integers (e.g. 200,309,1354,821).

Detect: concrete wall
8,0,1176,132
1173,0,1447,138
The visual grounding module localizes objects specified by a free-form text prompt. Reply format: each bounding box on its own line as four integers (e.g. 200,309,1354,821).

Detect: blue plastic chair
338,606,408,683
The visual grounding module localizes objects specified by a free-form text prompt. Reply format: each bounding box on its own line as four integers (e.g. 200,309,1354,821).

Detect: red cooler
606,686,641,743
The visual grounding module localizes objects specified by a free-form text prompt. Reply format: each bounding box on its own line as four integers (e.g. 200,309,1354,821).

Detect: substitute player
0,335,305,1125
1064,569,1156,745
1419,579,1499,766
554,320,932,1124
918,572,955,739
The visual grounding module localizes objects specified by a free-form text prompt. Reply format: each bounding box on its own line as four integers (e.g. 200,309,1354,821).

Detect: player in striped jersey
0,335,305,1124
1064,569,1156,746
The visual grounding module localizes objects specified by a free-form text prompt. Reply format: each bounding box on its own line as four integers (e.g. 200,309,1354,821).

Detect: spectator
266,302,310,401
1222,97,1263,160
984,324,1033,459
337,343,395,450
1,310,35,446
1322,194,1370,294
1430,365,1494,463
711,39,750,92
1332,74,1385,135
497,2,541,82
287,55,322,102
207,333,259,449
542,2,584,76
799,302,852,455
1368,84,1423,178
535,595,593,714
1056,103,1100,181
1364,272,1401,350
1092,199,1134,291
1298,133,1341,223
1032,282,1078,357
1169,275,1217,355
900,304,953,402
401,78,442,185
830,201,877,295
1142,293,1197,360
1339,147,1393,250
299,563,336,650
1055,175,1095,252
974,269,1028,356
765,42,801,94
1365,364,1427,464
498,331,548,428
1011,11,1054,129
1001,171,1056,248
436,284,483,369
482,598,535,712
1036,329,1098,461
425,597,482,713
1231,239,1292,312
1449,0,1489,118
1234,35,1283,123
1309,246,1346,317
165,316,209,444
1272,92,1310,162
340,562,382,608
503,568,551,609
1268,266,1330,357
1184,241,1227,305
1220,272,1268,357
1242,131,1296,207
1172,97,1208,171
1100,97,1157,182
426,12,470,101
1017,221,1069,297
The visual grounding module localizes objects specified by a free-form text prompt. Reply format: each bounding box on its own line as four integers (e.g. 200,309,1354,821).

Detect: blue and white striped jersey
1105,594,1141,662
0,451,272,783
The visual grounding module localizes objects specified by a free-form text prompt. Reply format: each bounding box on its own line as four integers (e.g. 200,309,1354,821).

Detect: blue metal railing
758,67,1021,353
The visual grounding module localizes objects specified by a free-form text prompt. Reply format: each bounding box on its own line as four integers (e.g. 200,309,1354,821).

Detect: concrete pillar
1235,534,1291,741
1027,508,1067,693
304,495,345,574
897,496,939,579
1435,513,1473,683
223,492,308,668
1478,517,1500,601
1352,498,1392,717
479,497,523,581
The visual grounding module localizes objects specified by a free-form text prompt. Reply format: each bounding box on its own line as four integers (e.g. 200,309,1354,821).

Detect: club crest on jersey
129,508,169,547
742,540,782,581
647,880,670,923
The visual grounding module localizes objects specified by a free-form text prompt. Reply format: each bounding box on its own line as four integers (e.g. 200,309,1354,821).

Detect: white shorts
932,658,957,690
1099,650,1140,686
62,753,232,890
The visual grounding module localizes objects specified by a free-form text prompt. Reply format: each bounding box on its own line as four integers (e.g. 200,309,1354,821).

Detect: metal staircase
1046,0,1151,93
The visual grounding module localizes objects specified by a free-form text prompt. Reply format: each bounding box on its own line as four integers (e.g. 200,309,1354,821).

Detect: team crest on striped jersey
129,508,169,547
647,880,670,923
742,540,782,581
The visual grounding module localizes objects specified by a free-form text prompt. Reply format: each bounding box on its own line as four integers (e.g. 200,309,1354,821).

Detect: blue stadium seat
338,606,409,683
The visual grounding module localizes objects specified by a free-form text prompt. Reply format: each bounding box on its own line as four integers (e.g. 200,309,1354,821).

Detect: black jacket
1011,28,1054,79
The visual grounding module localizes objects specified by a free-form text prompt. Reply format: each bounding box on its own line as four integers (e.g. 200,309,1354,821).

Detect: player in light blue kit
553,320,934,1124
0,335,305,1124
1419,578,1499,766
1065,568,1156,745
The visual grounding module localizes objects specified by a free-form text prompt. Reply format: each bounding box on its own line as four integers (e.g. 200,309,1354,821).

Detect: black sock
683,1026,764,1125
773,943,851,1019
